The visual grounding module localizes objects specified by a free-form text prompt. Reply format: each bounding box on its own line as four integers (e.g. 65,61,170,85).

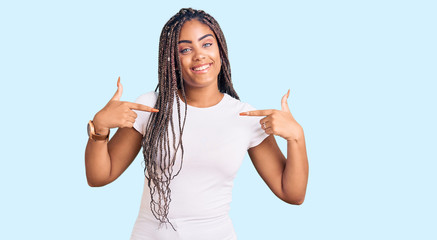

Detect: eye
203,43,213,47
180,48,191,54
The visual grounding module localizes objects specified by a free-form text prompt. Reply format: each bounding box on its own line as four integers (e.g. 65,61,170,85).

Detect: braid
141,8,239,231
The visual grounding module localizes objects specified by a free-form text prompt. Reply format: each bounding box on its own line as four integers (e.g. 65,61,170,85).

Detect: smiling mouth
191,63,212,72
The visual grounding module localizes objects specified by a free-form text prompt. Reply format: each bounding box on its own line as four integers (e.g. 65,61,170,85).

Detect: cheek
214,47,220,60
179,57,189,71
178,57,192,81
215,55,222,72
213,48,221,69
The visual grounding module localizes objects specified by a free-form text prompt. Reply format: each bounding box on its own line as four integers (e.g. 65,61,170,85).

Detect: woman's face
178,19,221,89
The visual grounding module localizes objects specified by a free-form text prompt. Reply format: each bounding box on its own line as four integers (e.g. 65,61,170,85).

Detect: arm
84,77,158,187
85,127,143,187
248,133,308,205
241,89,309,205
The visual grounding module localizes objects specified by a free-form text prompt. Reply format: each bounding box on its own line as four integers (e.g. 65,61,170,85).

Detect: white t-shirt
130,91,269,240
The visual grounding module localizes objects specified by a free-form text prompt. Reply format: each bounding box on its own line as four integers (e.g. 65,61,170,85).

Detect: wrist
94,125,110,136
285,126,304,142
92,116,109,136
87,120,110,142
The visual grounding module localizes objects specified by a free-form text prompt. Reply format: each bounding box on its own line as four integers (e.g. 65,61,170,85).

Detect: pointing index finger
239,109,274,116
126,102,159,112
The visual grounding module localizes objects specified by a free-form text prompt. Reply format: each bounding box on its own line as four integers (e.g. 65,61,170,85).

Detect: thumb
281,89,291,113
111,76,123,101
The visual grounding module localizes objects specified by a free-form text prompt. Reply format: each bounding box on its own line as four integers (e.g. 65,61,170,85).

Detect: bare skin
241,90,309,204
84,77,158,187
176,19,223,107
85,19,309,205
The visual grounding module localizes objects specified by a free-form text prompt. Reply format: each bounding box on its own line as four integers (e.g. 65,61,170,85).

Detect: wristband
87,120,109,142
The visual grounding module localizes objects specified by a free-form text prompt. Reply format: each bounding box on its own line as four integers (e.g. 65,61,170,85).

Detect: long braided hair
141,8,239,230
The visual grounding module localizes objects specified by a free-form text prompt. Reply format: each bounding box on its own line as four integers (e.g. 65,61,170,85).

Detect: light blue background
1,0,436,239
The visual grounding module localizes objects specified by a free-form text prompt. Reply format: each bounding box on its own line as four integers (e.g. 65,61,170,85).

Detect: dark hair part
141,8,239,230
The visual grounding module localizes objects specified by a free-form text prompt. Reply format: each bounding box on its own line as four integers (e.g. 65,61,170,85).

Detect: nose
193,48,206,61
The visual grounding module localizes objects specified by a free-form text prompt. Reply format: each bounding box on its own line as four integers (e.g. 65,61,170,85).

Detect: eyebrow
178,34,214,44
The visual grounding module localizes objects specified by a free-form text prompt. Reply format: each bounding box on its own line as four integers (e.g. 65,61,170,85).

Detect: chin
183,77,218,89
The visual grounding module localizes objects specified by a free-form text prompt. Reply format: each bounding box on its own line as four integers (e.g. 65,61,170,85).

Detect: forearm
85,139,111,187
282,135,309,204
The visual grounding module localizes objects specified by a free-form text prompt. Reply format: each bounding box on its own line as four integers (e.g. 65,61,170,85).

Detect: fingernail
117,76,120,86
239,112,248,116
152,109,159,112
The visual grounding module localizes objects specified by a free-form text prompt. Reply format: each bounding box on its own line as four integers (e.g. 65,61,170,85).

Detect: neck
177,83,224,108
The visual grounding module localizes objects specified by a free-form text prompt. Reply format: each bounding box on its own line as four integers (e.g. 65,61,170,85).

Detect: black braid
141,8,239,231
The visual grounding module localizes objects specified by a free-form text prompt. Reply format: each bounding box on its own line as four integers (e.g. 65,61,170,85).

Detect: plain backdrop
1,0,436,239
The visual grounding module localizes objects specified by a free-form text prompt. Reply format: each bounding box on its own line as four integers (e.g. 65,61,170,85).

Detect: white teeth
193,64,210,71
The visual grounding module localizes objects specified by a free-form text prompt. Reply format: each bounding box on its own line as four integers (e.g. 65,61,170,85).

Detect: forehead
179,19,215,40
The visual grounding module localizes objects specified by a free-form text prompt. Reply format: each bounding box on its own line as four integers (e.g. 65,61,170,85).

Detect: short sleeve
243,103,270,149
132,91,158,136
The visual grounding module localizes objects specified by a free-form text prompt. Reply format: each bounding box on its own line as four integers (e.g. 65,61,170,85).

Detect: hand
239,89,303,141
92,77,159,135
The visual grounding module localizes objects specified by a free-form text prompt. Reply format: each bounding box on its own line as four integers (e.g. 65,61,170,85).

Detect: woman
85,8,308,240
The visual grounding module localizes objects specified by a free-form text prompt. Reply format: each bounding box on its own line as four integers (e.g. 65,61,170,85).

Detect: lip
191,63,212,73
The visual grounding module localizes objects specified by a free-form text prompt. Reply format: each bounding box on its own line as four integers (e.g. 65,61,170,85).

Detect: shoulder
224,94,258,112
134,91,158,105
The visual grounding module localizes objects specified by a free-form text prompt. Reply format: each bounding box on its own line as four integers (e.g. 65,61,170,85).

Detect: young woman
85,8,308,240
